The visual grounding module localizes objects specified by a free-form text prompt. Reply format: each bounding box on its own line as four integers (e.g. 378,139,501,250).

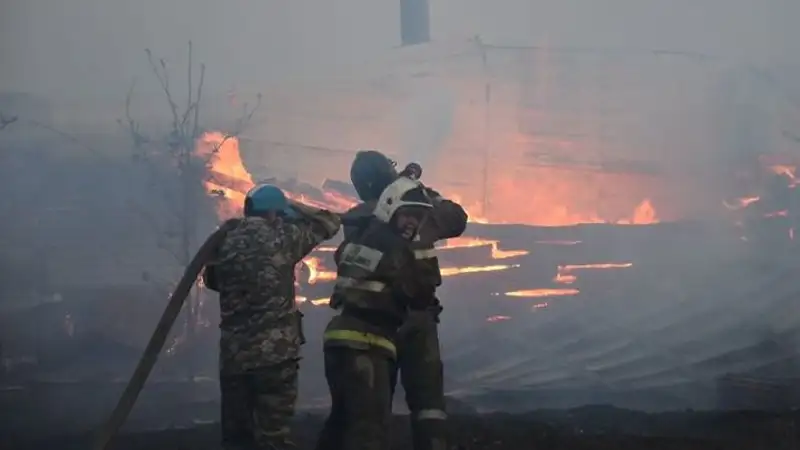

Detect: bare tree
120,41,261,365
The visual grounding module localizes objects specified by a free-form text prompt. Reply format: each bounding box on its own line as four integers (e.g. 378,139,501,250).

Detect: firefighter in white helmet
340,151,468,450
315,177,435,450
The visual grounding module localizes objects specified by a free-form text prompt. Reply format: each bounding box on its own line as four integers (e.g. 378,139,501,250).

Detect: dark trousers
396,311,447,450
220,360,299,450
315,347,397,450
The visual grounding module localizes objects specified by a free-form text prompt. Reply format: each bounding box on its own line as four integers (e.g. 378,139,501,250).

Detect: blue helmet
244,184,297,218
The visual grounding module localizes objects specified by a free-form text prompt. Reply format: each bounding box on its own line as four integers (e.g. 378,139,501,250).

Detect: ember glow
560,262,634,272
497,262,634,299
504,288,580,298
439,237,529,259
486,315,511,322
440,264,520,277
723,196,761,211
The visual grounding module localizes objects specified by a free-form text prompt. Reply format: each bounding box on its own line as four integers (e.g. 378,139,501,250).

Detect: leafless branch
190,64,205,141
234,93,262,136
201,92,262,164
145,48,181,133
186,41,193,126
122,41,261,275
0,113,18,131
118,80,151,151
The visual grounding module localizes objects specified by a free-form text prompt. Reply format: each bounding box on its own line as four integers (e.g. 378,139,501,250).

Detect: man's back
214,216,312,373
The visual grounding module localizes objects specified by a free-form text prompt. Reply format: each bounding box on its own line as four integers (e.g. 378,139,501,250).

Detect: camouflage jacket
210,206,340,374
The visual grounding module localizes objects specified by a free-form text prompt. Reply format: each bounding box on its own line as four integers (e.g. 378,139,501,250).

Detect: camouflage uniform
340,188,467,450
315,219,433,450
209,206,341,450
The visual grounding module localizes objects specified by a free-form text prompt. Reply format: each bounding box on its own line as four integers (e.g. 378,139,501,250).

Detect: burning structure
196,40,800,411
3,40,800,424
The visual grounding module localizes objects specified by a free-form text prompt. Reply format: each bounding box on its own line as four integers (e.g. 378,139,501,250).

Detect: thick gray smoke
2,0,800,438
395,81,456,167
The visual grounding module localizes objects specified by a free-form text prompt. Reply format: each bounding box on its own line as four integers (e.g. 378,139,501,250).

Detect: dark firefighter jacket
323,220,433,359
339,187,468,311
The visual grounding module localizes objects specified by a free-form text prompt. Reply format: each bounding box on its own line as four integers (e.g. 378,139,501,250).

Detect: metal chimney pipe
400,0,430,46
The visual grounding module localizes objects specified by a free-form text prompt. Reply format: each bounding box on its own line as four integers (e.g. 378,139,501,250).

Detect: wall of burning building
235,40,789,226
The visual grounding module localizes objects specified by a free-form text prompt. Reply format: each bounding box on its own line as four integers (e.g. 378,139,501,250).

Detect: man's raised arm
424,187,468,240
284,201,342,262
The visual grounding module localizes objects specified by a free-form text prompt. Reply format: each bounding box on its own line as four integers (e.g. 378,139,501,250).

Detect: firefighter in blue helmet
315,177,437,450
243,184,300,218
334,151,468,450
204,184,341,450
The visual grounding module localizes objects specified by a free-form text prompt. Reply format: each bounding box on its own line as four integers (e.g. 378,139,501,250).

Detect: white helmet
373,177,433,223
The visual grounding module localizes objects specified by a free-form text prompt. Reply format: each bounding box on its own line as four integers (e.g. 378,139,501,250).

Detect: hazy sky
1,0,798,100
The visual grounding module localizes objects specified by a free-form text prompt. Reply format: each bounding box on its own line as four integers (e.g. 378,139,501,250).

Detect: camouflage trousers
395,311,447,450
315,347,397,450
220,360,299,450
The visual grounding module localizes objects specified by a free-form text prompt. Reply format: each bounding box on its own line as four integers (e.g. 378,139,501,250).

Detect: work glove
399,162,423,180
424,187,444,202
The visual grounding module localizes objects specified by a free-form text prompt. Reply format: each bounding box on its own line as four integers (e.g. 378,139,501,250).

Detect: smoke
3,0,800,436
394,81,456,168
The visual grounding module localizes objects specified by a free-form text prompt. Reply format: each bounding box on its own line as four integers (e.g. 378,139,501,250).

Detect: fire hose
91,220,238,450
92,214,358,449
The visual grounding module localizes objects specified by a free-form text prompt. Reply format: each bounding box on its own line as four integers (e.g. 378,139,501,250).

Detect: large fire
197,132,661,226
196,131,665,315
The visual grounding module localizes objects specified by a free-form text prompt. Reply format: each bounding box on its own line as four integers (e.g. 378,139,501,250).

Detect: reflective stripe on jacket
323,328,397,357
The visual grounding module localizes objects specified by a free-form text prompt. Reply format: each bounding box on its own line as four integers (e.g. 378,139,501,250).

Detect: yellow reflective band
414,409,448,420
323,329,396,355
336,277,387,292
413,248,437,259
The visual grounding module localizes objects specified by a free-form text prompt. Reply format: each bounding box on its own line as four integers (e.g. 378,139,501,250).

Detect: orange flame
196,132,253,220
196,130,661,227
302,256,336,284
617,199,658,225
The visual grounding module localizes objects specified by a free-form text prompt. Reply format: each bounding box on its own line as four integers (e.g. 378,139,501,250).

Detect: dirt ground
9,408,800,450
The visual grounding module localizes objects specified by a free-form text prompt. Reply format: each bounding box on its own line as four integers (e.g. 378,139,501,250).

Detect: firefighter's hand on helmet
424,187,444,202
398,162,423,180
